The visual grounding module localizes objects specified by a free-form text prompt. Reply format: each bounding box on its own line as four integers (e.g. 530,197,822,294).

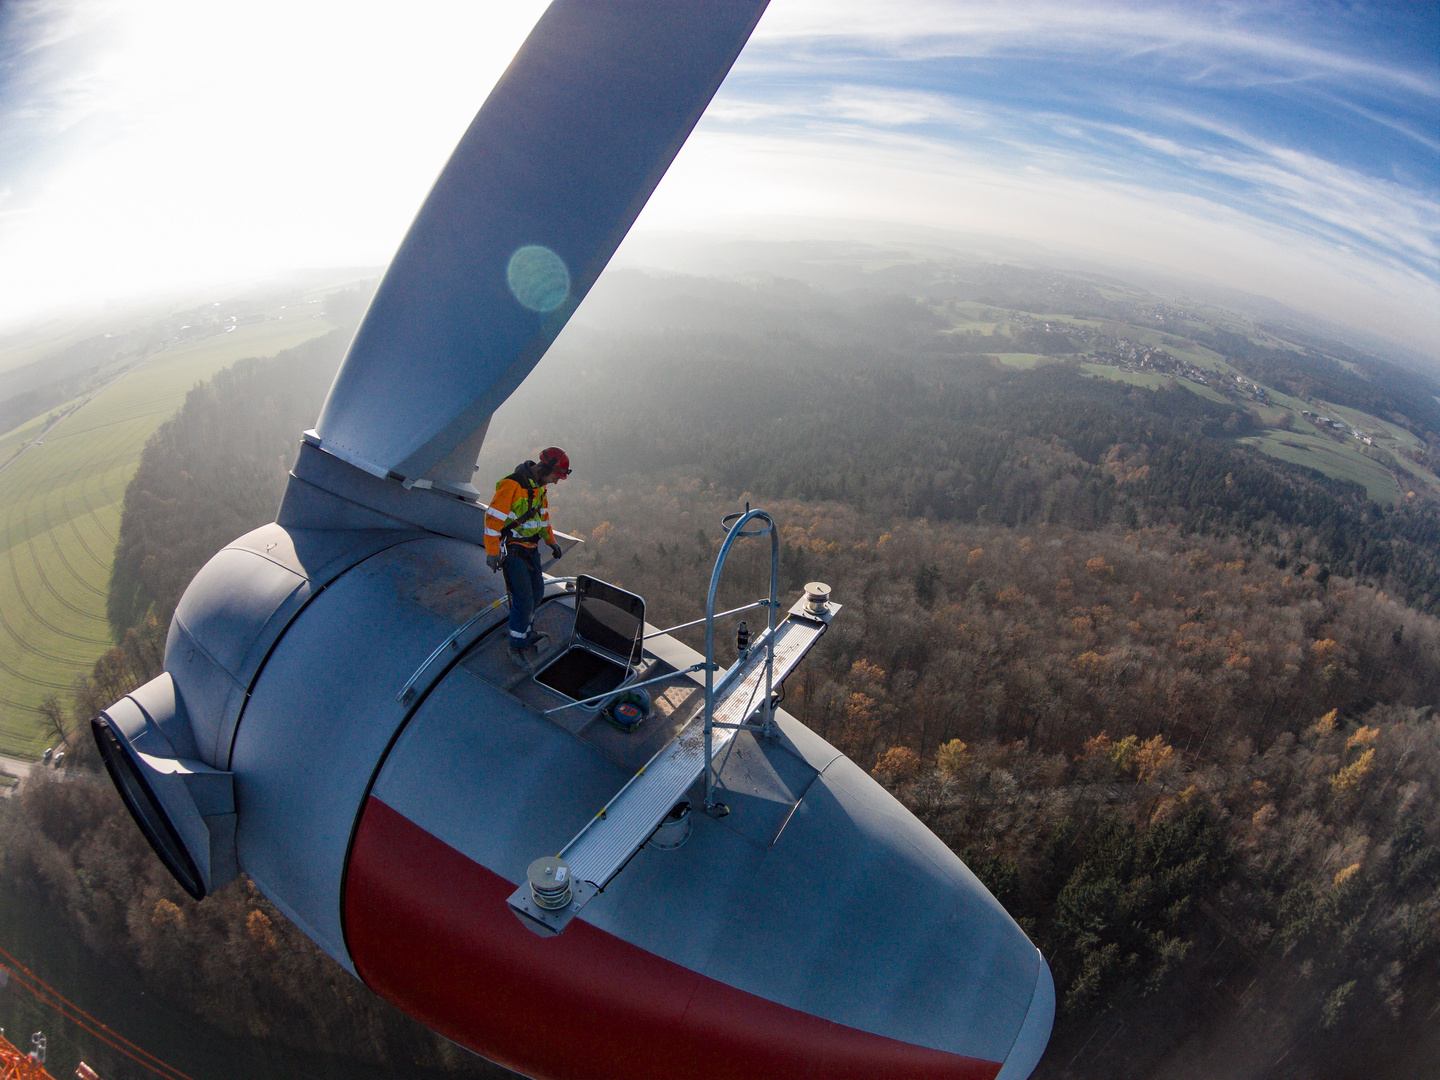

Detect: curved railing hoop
704,508,780,814
720,511,774,537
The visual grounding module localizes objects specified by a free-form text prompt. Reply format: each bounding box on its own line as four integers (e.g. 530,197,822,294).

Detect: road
0,403,76,477
0,754,35,780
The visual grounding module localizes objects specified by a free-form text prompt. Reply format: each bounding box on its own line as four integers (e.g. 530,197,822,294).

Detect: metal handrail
703,507,779,814
396,594,508,705
642,599,770,639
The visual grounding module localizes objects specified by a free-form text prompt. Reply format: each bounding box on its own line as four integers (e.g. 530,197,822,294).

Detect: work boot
525,629,549,652
507,645,532,671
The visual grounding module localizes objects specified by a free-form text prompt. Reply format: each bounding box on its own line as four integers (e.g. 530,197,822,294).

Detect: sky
0,0,1437,357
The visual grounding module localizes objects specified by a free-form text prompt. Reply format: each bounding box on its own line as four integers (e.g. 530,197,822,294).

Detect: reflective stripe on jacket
484,467,554,557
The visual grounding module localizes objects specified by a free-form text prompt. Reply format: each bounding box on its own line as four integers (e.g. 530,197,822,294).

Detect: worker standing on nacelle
485,446,570,667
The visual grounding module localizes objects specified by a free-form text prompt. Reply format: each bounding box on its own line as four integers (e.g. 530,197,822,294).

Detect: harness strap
499,470,546,547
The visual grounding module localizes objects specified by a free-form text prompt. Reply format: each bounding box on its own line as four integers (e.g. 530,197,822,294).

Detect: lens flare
506,244,570,312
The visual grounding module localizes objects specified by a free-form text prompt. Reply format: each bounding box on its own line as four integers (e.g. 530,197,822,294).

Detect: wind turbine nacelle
94,514,1053,1080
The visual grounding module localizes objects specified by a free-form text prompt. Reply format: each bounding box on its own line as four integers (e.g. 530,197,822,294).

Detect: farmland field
988,352,1052,369
1240,428,1404,504
0,317,334,757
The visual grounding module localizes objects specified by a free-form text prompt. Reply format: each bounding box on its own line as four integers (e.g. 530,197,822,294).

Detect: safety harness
498,467,548,554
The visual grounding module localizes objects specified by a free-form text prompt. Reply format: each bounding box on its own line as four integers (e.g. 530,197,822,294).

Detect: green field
1077,361,1235,406
1240,429,1404,504
0,317,333,757
989,352,1053,369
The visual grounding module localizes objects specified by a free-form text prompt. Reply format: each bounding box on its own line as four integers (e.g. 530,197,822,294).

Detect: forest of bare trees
558,487,1439,1078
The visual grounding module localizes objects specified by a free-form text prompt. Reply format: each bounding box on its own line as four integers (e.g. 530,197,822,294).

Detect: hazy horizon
1,1,1436,357
5,229,1435,381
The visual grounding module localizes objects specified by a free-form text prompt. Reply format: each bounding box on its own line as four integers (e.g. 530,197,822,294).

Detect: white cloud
710,85,990,135
749,0,1440,99
692,79,1439,324
692,1,1439,355
1099,118,1440,268
636,126,1440,354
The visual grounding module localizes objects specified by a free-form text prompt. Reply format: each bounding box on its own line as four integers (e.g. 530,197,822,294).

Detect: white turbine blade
313,0,770,483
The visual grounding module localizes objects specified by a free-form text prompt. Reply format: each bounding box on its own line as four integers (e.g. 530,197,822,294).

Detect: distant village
1300,409,1374,444
1084,338,1380,444
1084,337,1224,394
1085,339,1379,441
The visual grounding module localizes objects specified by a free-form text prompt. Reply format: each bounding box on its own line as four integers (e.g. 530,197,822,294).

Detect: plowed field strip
0,690,55,711
0,653,74,691
2,404,148,634
71,471,121,562
53,423,129,556
47,521,111,597
48,444,125,589
1,412,120,726
45,404,195,442
27,458,116,618
3,482,109,646
25,535,109,624
0,591,97,662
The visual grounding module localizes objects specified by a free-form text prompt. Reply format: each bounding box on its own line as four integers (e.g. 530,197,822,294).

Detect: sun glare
0,1,548,321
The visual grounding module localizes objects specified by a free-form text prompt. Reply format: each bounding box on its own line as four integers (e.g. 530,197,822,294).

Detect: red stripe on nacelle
345,797,1001,1080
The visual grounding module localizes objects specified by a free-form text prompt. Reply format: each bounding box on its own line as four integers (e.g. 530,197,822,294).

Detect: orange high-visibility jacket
484,466,555,557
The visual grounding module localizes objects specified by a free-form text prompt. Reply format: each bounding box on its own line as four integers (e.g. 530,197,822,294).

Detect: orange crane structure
0,1030,55,1080
1,943,160,1080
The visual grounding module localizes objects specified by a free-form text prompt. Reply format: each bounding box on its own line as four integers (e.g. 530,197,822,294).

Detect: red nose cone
345,797,1002,1080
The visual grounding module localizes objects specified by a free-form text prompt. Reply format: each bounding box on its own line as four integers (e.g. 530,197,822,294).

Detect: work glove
549,543,563,561
486,553,503,572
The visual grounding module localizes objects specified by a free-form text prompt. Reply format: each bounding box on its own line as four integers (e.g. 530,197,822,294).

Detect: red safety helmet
538,446,571,477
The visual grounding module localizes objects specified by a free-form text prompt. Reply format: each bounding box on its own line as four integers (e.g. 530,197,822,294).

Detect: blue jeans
503,544,544,646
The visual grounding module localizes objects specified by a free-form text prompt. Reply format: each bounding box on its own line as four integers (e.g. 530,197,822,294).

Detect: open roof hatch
534,575,645,702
